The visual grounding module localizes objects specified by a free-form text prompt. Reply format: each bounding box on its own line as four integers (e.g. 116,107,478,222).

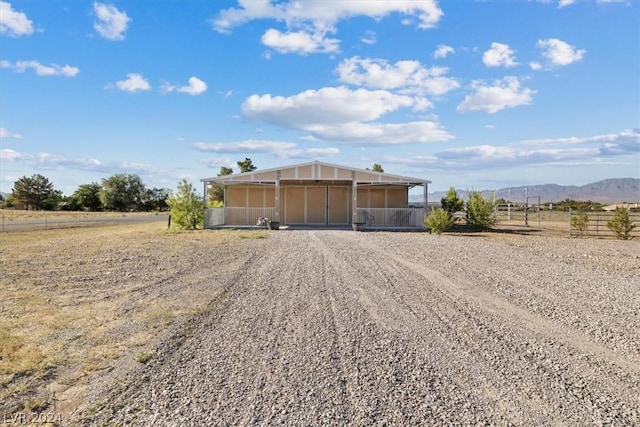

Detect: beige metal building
201,161,430,229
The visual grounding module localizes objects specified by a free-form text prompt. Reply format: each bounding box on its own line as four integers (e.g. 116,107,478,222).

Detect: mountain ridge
422,178,639,204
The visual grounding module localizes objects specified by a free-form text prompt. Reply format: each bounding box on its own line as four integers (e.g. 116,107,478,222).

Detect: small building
201,160,430,230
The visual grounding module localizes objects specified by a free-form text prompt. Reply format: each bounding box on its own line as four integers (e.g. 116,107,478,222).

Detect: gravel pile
73,230,640,426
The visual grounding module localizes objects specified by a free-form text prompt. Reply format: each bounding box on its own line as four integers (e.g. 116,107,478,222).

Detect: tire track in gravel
307,231,526,425
77,230,639,426
313,231,639,425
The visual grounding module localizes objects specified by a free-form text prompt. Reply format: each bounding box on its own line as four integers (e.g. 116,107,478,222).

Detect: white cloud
482,42,518,68
558,0,576,7
162,77,208,96
178,77,208,96
115,73,150,92
308,121,454,145
243,86,415,127
457,77,535,114
536,38,585,66
194,139,340,159
213,0,443,33
2,60,80,77
242,86,453,145
1,148,163,175
529,61,543,71
360,30,376,45
261,28,340,54
522,128,640,148
0,127,23,139
0,1,33,37
433,44,455,59
385,128,638,172
336,57,459,96
93,2,131,41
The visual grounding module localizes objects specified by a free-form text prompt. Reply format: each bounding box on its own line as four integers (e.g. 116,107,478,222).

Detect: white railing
204,208,225,227
205,207,277,227
355,208,424,228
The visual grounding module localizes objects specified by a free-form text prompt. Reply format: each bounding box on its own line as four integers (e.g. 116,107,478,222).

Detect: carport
201,161,430,230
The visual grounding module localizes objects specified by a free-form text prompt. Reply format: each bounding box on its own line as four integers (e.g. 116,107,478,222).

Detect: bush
570,211,590,236
441,187,464,215
466,191,497,229
167,179,203,230
607,208,636,240
425,208,455,234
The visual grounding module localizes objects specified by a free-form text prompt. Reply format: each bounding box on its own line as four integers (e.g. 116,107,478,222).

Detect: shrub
570,211,590,236
607,208,636,240
167,179,204,230
425,208,455,234
466,191,497,229
441,187,464,215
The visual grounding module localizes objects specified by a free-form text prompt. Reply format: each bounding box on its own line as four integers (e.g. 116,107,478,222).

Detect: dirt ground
2,225,639,425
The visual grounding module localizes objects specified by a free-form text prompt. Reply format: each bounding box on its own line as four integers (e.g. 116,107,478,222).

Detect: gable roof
201,160,429,186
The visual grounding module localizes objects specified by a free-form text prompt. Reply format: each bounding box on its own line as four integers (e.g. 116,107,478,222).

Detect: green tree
167,179,203,230
607,208,636,240
372,163,384,172
71,182,103,211
99,173,146,211
570,211,590,237
209,166,233,205
425,207,455,234
143,187,171,211
11,174,56,210
237,158,257,173
466,191,497,229
441,187,464,215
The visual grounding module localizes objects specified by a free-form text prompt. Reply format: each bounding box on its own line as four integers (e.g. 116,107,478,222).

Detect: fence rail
1,213,167,232
568,210,640,238
356,208,424,228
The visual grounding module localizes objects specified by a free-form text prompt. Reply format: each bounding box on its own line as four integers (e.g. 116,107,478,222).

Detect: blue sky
1,0,638,196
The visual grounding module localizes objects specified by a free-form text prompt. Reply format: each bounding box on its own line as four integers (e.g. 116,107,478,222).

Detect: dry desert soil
1,223,639,426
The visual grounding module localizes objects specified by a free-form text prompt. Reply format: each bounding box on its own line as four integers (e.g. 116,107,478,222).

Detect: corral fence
0,212,168,232
494,204,640,239
567,210,640,239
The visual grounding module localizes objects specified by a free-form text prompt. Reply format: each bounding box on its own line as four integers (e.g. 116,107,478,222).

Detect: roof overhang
201,160,429,187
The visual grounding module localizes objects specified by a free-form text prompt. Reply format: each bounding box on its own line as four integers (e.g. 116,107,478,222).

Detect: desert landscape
1,220,639,425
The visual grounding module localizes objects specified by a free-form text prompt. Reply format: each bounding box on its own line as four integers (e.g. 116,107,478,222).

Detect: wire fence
494,206,640,239
0,212,169,233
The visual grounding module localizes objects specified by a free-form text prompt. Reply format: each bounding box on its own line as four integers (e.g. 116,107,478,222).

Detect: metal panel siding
247,187,264,208
337,168,352,179
285,187,305,223
227,187,246,207
356,188,369,208
306,187,326,224
369,189,386,208
386,188,407,208
355,171,381,181
297,165,313,179
328,187,350,224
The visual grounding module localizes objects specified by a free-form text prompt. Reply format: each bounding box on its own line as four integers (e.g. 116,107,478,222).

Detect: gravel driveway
76,230,640,426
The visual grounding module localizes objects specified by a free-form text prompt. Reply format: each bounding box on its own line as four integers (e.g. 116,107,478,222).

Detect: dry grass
0,222,268,417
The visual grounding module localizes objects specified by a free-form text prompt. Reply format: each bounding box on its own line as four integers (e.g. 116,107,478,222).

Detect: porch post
352,171,357,224
203,182,208,228
423,181,429,219
275,171,280,222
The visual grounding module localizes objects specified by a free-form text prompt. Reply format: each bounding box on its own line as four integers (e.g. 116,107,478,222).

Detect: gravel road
76,230,640,426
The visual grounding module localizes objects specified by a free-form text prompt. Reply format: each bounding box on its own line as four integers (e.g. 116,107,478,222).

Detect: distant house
602,202,640,212
201,160,430,229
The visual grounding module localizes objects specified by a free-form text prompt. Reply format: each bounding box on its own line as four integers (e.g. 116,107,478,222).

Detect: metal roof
201,160,430,186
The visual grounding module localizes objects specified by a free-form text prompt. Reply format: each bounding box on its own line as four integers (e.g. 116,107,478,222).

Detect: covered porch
201,161,430,230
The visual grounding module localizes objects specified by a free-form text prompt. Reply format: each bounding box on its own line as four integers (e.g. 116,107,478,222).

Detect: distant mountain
0,192,7,200
419,178,640,204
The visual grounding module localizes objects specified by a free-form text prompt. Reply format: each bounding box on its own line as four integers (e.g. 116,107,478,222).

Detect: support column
352,171,358,224
275,171,280,222
423,181,429,220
